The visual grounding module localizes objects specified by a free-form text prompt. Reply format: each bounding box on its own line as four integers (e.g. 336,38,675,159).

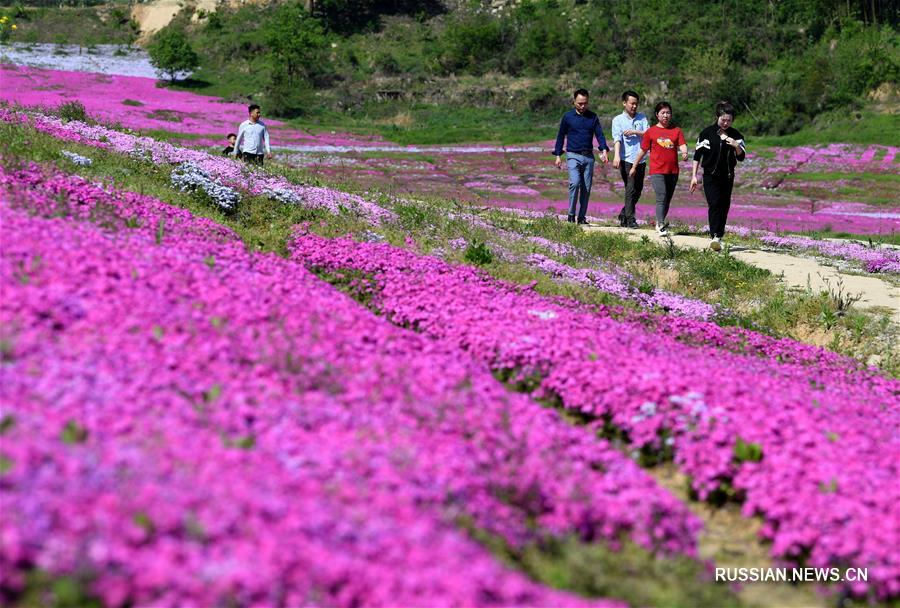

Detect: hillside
2,0,898,144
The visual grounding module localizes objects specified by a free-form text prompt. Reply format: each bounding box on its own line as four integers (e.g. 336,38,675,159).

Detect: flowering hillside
0,102,898,606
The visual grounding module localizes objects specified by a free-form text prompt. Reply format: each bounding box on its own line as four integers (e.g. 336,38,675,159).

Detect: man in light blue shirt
232,104,272,166
611,90,649,228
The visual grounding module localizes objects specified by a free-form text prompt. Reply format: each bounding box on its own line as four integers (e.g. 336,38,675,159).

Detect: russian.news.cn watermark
715,567,868,583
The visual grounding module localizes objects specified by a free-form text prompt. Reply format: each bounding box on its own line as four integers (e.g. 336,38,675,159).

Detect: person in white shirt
232,104,272,165
611,90,649,228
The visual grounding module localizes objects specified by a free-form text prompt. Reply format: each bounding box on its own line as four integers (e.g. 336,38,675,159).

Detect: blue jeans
566,152,595,220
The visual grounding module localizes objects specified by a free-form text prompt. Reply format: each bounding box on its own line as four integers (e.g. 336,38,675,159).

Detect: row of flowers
0,107,395,225
12,105,899,281
758,233,900,274
497,208,900,276
0,161,705,606
8,108,731,321
289,232,900,600
442,234,720,322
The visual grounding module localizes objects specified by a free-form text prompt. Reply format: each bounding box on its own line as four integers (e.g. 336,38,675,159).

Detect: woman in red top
629,101,687,236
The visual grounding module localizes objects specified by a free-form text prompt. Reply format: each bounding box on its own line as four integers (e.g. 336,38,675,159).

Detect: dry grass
374,111,414,128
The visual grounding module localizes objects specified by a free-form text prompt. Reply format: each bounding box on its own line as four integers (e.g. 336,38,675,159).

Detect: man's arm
593,117,609,159
611,117,622,168
628,116,649,138
553,114,568,169
628,148,648,176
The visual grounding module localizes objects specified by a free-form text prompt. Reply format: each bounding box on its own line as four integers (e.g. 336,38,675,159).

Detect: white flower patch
60,150,92,166
527,309,558,321
262,186,305,206
1,43,158,78
171,162,240,211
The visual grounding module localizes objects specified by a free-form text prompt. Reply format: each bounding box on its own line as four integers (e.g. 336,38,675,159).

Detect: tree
265,2,331,115
148,28,200,82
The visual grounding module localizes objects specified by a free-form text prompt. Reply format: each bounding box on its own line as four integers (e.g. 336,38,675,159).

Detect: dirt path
583,225,900,324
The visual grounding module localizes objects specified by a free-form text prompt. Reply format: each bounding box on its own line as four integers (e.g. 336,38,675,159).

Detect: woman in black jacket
690,101,746,251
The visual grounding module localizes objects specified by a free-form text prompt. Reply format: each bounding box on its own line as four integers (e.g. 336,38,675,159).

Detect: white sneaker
656,223,669,236
709,237,722,251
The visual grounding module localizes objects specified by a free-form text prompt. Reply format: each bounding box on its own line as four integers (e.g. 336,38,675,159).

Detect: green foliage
16,571,102,608
394,203,427,229
512,2,575,74
464,241,494,265
470,532,743,608
1,5,137,45
733,438,764,463
311,0,442,34
148,27,200,82
0,414,14,434
54,100,91,123
61,420,88,444
10,1,899,140
438,11,507,74
265,2,330,116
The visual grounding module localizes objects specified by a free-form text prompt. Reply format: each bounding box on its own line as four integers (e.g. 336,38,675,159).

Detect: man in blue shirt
611,90,649,228
553,88,609,225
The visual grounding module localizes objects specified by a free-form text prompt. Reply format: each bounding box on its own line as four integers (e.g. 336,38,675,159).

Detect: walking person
690,101,746,251
630,101,687,236
553,88,609,225
612,90,649,228
232,104,272,166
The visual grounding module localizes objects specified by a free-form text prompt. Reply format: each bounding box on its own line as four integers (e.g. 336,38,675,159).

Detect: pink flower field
290,233,900,600
0,64,383,148
1,58,899,606
3,161,702,606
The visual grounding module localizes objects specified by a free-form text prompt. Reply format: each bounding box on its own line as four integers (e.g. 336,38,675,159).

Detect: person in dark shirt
690,101,746,251
553,88,609,225
222,133,237,157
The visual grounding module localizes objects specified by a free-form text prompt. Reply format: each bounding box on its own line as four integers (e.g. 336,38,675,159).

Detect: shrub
464,241,493,266
438,13,505,75
55,101,90,123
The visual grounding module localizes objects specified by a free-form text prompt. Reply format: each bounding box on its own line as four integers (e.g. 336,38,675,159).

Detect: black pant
241,152,265,166
617,161,645,224
704,176,734,238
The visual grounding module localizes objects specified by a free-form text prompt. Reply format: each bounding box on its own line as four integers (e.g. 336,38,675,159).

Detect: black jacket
693,124,746,179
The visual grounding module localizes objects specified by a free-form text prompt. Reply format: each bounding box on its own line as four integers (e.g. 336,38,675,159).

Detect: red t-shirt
640,125,686,175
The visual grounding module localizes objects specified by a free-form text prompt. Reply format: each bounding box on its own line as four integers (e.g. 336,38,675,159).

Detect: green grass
786,171,900,183
464,531,745,608
332,103,558,145
753,110,900,148
163,76,564,145
3,6,138,46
